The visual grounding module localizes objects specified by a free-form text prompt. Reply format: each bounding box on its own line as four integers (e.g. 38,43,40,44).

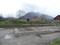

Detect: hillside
23,12,53,19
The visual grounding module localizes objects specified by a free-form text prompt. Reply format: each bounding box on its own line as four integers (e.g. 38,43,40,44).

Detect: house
53,15,60,23
54,15,60,20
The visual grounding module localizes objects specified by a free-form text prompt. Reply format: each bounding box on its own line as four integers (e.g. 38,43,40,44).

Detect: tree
0,14,3,21
16,10,26,18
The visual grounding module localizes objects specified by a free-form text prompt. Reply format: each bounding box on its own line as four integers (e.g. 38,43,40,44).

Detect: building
53,15,60,23
54,15,60,20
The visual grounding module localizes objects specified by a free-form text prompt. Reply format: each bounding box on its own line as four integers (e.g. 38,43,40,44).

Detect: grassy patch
0,21,60,25
0,21,42,25
50,39,60,45
48,23,60,25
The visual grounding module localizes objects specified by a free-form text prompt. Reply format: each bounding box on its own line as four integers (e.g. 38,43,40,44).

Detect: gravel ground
0,26,60,45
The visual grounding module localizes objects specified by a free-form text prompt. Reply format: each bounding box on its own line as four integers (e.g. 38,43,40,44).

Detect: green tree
0,14,3,21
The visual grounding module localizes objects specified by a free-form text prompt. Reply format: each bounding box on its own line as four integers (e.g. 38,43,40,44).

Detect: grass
48,23,60,25
0,21,44,25
0,22,31,25
50,39,60,45
0,21,60,25
0,23,41,25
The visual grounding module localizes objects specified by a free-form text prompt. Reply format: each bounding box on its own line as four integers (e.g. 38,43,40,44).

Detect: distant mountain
23,12,39,18
40,14,53,19
23,12,53,19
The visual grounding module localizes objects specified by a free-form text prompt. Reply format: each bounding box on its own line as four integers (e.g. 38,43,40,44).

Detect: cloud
0,0,60,17
22,3,39,12
22,0,60,17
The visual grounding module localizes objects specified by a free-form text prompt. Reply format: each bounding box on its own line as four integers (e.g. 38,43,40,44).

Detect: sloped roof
54,15,60,20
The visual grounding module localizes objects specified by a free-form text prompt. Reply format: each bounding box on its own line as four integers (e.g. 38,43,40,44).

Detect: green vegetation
48,23,60,25
0,21,60,25
0,21,43,25
50,39,60,45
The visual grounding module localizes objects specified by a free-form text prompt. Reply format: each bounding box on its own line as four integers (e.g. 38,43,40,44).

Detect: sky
0,0,60,17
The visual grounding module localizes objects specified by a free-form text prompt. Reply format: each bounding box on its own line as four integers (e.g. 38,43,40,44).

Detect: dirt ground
0,26,60,45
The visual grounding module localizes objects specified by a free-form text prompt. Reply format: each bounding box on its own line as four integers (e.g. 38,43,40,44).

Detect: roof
54,15,60,20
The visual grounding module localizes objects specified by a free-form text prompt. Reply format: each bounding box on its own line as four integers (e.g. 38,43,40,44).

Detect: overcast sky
0,0,60,17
